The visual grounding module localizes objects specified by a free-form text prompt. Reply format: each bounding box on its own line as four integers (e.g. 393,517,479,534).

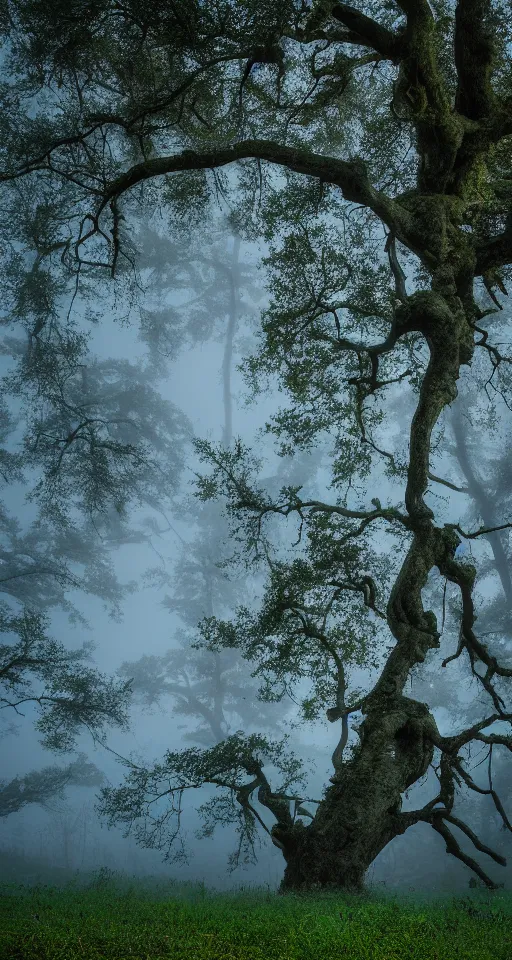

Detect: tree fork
274,695,440,894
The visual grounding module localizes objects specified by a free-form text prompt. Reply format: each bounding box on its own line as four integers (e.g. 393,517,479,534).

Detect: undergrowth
0,867,511,959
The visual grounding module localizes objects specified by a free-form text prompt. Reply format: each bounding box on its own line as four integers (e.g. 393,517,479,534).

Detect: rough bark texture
276,696,441,893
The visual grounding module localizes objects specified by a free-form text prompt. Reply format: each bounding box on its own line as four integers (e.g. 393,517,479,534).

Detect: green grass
0,868,511,960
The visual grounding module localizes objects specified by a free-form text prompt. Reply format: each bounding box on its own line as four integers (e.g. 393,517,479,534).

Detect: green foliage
96,730,309,870
192,545,385,727
0,606,133,751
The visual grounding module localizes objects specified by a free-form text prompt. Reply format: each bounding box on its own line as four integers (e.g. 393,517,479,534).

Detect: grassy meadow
0,866,511,959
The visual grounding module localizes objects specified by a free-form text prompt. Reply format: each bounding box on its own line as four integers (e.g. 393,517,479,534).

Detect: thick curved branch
395,0,434,23
95,141,417,254
398,291,464,520
394,2,463,190
330,3,404,60
454,0,496,121
385,231,408,302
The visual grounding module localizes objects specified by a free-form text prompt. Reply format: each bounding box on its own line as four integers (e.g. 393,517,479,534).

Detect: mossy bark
274,695,441,894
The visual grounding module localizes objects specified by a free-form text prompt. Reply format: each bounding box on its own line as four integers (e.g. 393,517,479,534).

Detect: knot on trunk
394,714,435,786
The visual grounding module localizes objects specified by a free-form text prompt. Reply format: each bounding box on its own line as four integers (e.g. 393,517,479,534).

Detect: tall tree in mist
1,0,512,894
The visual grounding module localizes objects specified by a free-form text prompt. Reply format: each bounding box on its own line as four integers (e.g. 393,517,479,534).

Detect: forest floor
0,869,511,959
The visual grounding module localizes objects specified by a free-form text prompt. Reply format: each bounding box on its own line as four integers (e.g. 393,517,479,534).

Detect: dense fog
1,155,512,902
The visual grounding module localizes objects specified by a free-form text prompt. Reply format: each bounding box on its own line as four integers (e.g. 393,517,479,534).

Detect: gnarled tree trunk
273,696,441,894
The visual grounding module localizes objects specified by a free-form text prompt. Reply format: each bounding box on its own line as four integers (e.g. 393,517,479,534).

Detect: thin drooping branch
431,813,505,888
0,51,260,183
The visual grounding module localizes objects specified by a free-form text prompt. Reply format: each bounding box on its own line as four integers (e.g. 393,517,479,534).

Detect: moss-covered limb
394,289,471,521
385,231,408,302
306,2,504,201
342,2,503,203
453,0,497,121
391,4,466,193
395,0,433,20
276,693,441,892
373,528,447,706
385,534,440,645
329,3,405,60
98,140,420,253
330,712,350,774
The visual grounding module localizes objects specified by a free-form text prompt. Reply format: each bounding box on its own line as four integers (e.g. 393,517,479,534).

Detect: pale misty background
1,153,511,901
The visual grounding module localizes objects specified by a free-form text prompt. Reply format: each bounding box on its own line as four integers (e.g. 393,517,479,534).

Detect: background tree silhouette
116,217,329,826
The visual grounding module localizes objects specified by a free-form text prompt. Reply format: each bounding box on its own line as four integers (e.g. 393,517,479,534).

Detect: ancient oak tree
2,0,512,893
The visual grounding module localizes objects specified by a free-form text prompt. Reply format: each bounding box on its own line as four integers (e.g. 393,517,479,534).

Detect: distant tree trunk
62,824,71,870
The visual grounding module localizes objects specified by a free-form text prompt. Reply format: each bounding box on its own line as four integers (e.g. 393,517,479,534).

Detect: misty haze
1,1,512,958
